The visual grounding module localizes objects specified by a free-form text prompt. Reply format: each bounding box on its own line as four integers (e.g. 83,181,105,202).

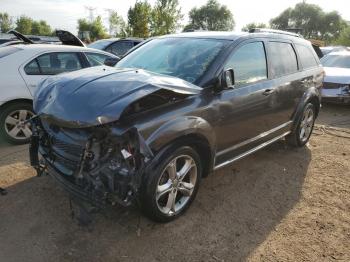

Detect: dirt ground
0,104,349,262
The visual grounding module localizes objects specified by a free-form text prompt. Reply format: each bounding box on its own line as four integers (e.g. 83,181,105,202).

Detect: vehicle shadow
0,140,311,262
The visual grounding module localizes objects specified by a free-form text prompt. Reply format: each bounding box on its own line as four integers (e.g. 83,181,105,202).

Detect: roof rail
249,28,303,38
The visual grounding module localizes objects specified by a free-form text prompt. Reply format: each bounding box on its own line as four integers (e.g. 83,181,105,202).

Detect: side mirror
104,57,120,67
222,68,234,89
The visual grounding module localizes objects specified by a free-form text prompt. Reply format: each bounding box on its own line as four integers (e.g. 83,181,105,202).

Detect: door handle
262,89,274,96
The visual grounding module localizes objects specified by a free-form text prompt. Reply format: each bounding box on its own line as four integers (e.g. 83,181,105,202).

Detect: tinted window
88,39,114,50
85,52,110,66
269,42,298,77
296,44,318,69
28,52,82,75
106,41,134,56
116,38,228,84
225,42,267,86
24,60,40,75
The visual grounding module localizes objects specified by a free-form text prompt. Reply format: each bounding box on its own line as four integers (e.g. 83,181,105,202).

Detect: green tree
31,20,52,36
335,26,350,46
128,0,152,37
183,0,235,32
15,15,32,34
0,12,14,33
77,16,108,41
270,2,346,42
108,11,127,37
151,0,183,36
242,22,267,32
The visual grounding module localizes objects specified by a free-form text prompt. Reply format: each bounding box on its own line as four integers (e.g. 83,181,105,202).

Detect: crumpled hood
34,66,200,128
324,67,350,84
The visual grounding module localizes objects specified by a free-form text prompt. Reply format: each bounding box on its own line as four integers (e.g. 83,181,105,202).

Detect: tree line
1,0,349,45
0,13,53,36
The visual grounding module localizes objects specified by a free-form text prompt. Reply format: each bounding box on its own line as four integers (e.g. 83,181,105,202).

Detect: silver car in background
321,51,350,104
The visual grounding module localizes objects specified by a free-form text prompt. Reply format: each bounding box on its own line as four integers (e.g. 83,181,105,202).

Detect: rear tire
286,102,315,147
140,145,202,222
0,102,34,145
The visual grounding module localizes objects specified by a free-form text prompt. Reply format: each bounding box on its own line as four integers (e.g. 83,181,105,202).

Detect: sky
1,0,350,34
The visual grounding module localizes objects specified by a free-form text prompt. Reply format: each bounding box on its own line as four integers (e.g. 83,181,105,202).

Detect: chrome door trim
216,121,293,157
214,131,291,170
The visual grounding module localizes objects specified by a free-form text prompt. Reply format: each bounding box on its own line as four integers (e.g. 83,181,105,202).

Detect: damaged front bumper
322,83,350,104
29,118,153,208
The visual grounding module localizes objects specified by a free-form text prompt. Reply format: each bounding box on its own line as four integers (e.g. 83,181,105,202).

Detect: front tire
286,102,316,147
140,145,202,222
0,102,34,144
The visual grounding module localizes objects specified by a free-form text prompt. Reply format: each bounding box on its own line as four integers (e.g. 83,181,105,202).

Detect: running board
213,131,291,170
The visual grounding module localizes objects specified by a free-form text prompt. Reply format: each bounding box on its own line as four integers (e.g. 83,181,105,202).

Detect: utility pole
105,8,114,35
85,6,96,22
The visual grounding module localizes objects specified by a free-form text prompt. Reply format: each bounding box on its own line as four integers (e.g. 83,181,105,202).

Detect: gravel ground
0,104,349,262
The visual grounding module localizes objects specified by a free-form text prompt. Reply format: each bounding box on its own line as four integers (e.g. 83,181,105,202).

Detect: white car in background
321,51,350,104
0,31,119,144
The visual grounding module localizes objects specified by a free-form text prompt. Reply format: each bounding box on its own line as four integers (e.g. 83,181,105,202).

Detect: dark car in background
88,38,144,57
321,51,350,104
30,30,323,222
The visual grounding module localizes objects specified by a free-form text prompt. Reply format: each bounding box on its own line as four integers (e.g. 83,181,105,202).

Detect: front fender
146,116,216,153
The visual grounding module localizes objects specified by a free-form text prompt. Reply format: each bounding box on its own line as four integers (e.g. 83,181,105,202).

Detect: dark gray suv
30,30,323,222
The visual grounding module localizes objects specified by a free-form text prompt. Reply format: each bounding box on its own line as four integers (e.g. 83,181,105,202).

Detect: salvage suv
30,29,323,222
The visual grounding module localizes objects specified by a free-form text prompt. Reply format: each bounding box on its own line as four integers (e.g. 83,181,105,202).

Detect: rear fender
291,87,321,133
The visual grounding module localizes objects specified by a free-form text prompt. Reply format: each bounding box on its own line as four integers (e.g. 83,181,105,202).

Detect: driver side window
225,42,267,87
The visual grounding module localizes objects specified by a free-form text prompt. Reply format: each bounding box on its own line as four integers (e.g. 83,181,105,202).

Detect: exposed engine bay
29,117,153,208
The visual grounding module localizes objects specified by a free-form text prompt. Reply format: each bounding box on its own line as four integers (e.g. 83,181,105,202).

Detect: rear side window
0,46,22,59
225,42,267,87
295,44,318,69
269,42,298,77
24,52,82,75
24,60,40,74
85,52,110,66
106,41,134,56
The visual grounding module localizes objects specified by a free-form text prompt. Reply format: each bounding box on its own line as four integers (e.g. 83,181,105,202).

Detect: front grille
54,153,80,173
52,136,83,157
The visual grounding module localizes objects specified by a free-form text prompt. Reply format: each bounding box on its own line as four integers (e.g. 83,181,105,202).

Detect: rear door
264,41,301,126
20,52,83,95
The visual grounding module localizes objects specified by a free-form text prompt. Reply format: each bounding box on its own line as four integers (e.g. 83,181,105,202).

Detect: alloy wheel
299,107,314,143
4,109,34,140
156,155,198,216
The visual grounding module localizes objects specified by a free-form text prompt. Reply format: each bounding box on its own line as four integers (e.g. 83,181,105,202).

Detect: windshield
321,54,350,68
116,37,229,84
88,39,114,50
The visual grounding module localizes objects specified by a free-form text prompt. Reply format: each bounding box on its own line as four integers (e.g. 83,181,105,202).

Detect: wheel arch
0,99,33,112
146,116,216,177
291,88,321,133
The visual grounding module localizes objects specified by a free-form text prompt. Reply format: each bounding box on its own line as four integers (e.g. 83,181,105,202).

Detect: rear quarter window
268,42,298,78
0,46,22,59
295,44,319,69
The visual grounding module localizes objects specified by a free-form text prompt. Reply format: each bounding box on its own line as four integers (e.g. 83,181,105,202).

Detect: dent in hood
34,66,200,128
